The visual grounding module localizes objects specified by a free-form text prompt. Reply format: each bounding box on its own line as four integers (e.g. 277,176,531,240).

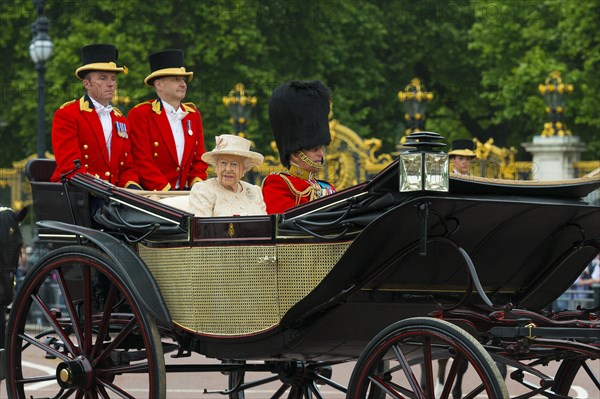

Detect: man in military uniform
51,44,141,188
448,139,476,175
128,49,207,191
262,80,335,214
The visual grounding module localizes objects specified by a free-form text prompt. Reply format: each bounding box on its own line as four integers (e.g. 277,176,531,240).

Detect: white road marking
21,361,57,391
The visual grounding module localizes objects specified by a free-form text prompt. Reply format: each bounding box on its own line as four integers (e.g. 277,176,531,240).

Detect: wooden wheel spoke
96,383,111,399
16,373,57,384
18,332,71,361
461,384,485,399
238,374,280,390
58,388,77,398
308,381,324,399
272,383,290,399
92,317,136,366
82,266,93,354
97,378,138,399
421,336,434,397
392,343,424,397
582,361,600,389
55,268,84,354
440,356,463,399
368,374,410,399
31,293,80,356
91,284,118,359
97,361,149,375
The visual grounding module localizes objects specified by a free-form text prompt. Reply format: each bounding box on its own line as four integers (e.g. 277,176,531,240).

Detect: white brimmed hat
202,135,264,169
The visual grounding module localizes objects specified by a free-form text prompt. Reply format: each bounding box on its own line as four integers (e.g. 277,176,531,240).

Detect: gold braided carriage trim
278,173,317,206
138,241,351,336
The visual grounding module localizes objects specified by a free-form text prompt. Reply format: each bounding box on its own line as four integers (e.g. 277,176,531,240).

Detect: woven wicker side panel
276,241,352,315
138,245,279,336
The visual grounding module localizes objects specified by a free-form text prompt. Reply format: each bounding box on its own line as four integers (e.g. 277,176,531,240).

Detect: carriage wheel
228,361,344,399
347,317,508,399
552,358,600,398
5,246,166,399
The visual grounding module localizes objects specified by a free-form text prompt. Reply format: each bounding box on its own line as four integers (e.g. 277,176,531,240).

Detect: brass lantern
398,78,434,137
399,131,448,192
538,71,574,137
222,83,257,138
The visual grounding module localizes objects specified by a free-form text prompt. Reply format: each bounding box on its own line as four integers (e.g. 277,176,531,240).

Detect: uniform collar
288,162,315,180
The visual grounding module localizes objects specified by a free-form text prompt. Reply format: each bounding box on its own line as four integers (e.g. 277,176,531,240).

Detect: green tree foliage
1,0,598,168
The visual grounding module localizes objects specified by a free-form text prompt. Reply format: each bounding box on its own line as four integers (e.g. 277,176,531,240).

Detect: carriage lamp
397,78,434,144
222,83,257,138
398,131,448,192
538,71,574,137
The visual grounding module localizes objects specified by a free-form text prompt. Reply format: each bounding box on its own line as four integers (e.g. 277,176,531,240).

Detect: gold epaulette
59,99,76,109
113,106,123,117
131,99,154,110
182,102,197,112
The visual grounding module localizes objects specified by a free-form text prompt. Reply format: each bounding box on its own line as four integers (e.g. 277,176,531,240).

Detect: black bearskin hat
268,80,331,168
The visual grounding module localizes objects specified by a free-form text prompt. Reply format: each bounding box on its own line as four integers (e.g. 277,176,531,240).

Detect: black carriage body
27,159,599,363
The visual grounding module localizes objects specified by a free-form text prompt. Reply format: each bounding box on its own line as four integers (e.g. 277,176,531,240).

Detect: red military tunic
128,99,207,191
50,96,140,187
262,171,335,214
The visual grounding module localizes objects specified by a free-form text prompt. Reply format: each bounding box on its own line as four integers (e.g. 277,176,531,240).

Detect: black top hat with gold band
144,49,193,87
75,44,126,79
448,139,476,157
269,80,331,168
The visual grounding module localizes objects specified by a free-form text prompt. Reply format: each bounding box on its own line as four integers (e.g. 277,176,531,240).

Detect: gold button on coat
105,171,110,177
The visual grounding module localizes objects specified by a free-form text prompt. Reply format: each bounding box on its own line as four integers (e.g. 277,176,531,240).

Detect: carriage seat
25,159,93,240
25,158,56,182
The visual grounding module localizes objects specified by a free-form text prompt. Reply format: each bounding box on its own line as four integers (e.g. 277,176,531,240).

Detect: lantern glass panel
399,153,423,192
29,39,53,63
424,153,449,192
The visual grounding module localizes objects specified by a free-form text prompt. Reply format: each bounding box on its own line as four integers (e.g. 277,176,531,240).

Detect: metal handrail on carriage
3,157,600,399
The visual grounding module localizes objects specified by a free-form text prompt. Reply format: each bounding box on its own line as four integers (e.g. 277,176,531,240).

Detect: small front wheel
347,317,508,399
5,246,166,398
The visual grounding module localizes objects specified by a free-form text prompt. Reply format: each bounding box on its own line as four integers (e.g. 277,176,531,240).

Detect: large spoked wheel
347,317,508,399
227,360,344,399
552,357,600,398
5,246,166,398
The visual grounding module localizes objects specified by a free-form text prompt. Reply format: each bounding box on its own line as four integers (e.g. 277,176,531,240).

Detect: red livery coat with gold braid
128,99,207,191
50,96,140,187
262,172,335,214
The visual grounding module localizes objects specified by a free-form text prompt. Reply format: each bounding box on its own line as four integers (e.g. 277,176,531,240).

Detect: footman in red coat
51,44,140,188
128,49,207,191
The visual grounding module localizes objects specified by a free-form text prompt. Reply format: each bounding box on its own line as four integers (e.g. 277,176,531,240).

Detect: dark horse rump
0,207,27,305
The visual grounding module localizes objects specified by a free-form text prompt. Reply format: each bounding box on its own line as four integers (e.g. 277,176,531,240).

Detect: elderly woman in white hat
188,134,266,217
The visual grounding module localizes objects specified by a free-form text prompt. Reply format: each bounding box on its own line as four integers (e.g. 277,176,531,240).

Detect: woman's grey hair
213,155,253,173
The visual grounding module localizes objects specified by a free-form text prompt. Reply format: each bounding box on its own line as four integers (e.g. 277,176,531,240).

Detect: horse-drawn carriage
2,152,599,398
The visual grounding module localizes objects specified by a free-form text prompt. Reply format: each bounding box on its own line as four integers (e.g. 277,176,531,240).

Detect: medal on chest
116,121,128,139
187,120,193,136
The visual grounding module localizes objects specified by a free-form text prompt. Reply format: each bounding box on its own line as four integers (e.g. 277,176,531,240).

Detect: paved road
1,350,598,398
